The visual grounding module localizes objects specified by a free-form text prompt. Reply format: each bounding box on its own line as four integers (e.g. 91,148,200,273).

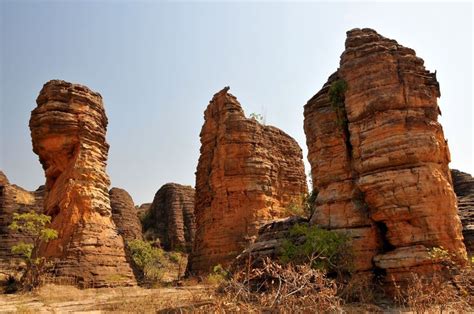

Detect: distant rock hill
142,183,195,253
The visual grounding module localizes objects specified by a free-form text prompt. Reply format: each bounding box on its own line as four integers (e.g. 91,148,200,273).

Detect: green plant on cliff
328,79,348,129
249,112,264,124
8,211,58,291
280,224,352,275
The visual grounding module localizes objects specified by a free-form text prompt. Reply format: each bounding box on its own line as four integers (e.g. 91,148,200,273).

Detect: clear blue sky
1,1,472,205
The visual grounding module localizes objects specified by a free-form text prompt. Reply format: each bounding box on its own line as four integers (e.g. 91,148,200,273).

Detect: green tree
9,211,58,290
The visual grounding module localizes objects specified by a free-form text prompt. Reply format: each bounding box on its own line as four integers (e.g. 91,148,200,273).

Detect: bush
8,211,58,291
279,224,352,275
328,79,348,128
127,240,187,284
205,264,229,285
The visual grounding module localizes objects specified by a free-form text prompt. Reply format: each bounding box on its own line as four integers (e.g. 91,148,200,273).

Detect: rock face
29,80,135,287
189,88,308,274
0,171,44,278
109,188,143,242
451,169,474,254
304,29,466,287
142,183,195,252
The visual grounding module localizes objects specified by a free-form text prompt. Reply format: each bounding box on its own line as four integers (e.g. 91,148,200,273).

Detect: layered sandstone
109,188,143,242
142,183,195,252
304,29,466,287
29,80,135,287
451,169,474,254
189,88,307,274
0,171,44,278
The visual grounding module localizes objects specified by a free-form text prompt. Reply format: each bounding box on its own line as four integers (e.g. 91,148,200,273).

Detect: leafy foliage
328,79,348,128
127,239,186,284
249,112,264,124
206,264,229,285
8,211,58,290
280,224,352,274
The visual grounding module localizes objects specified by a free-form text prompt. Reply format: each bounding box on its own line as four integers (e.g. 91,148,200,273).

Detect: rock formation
29,80,135,287
451,169,474,254
109,187,143,242
304,29,467,288
189,88,307,274
136,203,151,221
142,183,195,252
0,171,44,279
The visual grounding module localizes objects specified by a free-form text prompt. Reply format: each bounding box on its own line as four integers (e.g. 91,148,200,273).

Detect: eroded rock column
109,187,143,242
189,87,307,274
304,29,466,287
29,80,135,287
142,183,195,252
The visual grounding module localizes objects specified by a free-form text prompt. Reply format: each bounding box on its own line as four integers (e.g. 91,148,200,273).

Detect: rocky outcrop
142,183,195,252
29,80,135,287
451,169,474,254
0,171,44,279
304,29,466,288
109,188,143,242
189,88,308,274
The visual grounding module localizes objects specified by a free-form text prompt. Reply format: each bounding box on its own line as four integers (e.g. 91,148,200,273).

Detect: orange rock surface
29,80,135,287
189,87,307,274
109,187,143,242
304,29,466,287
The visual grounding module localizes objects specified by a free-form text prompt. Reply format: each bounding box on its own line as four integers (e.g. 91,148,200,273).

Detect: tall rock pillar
29,80,135,287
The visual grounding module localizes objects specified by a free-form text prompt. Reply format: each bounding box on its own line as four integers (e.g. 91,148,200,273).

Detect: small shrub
8,211,58,291
127,240,166,283
206,264,229,285
249,113,264,124
328,79,348,128
5,275,19,294
280,224,352,275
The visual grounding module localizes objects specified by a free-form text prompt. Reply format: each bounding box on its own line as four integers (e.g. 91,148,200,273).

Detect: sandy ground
0,284,214,313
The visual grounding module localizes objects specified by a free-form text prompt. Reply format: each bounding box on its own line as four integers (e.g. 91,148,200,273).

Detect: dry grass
392,266,473,313
210,257,342,311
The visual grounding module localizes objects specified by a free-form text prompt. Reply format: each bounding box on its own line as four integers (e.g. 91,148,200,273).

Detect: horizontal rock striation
189,87,307,274
451,169,474,254
0,171,44,279
109,187,143,242
29,80,135,287
142,183,195,252
304,28,467,288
